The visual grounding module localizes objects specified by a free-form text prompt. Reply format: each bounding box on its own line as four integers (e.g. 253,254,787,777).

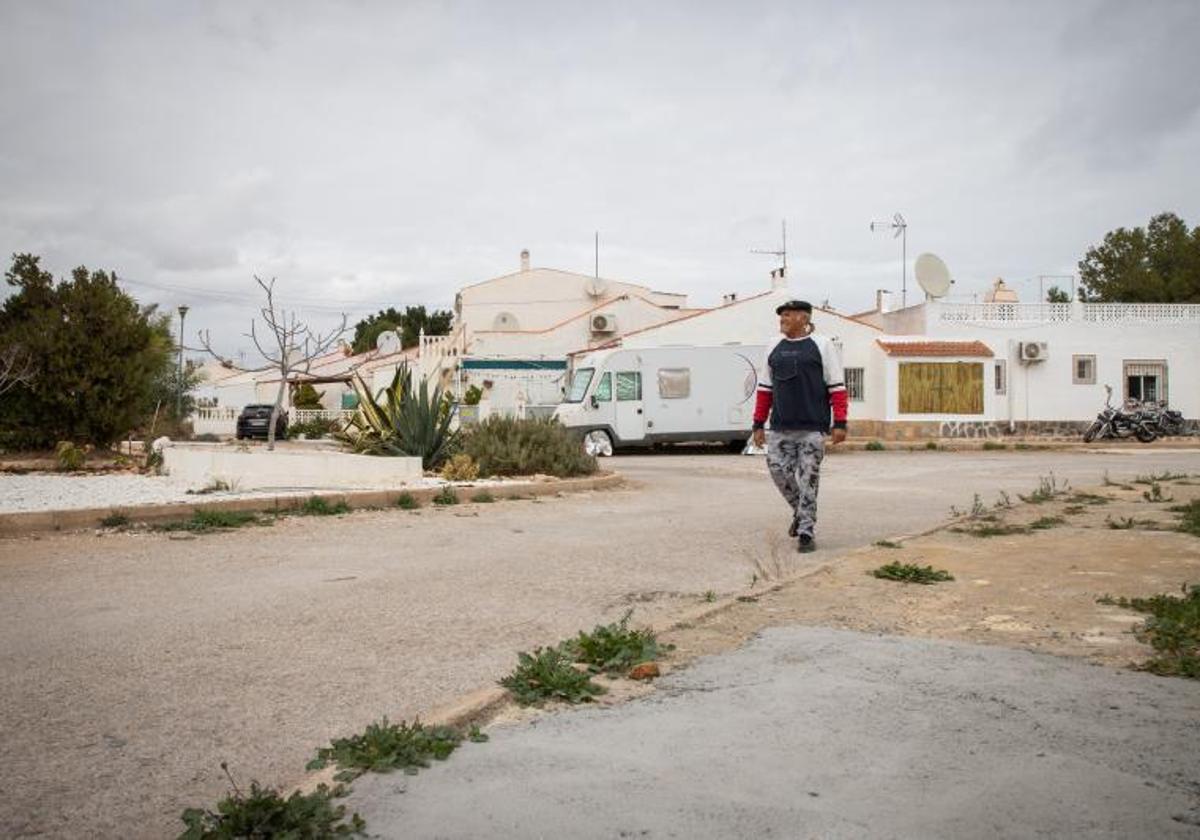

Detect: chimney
770,266,787,290
520,249,530,272
876,289,892,313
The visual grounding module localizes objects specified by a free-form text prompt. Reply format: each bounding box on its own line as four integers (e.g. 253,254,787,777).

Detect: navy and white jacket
752,332,848,433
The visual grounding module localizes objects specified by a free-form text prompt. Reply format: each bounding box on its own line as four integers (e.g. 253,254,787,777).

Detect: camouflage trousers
766,429,826,538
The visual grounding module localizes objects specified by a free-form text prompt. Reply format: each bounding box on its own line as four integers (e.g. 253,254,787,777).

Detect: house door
613,370,645,442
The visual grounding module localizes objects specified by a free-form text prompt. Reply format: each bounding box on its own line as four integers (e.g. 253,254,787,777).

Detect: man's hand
752,428,766,448
830,428,847,445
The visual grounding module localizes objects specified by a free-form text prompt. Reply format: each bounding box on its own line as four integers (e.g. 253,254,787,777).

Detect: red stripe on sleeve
830,389,848,424
753,389,773,426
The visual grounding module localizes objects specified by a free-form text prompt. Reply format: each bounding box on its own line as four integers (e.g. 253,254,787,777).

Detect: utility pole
176,304,189,418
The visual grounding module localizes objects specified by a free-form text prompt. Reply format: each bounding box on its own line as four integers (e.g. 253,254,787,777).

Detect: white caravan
553,344,763,455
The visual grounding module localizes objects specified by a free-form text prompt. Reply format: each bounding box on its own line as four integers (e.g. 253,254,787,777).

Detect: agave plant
342,363,457,469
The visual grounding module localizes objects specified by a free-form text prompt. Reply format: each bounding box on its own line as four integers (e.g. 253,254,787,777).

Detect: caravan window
594,372,612,402
565,368,594,402
616,371,642,401
657,368,691,399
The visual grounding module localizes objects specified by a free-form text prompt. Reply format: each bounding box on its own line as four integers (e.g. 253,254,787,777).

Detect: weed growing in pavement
471,490,496,503
703,590,717,602
994,491,1014,510
1096,584,1199,678
99,513,130,529
1170,500,1200,537
864,440,885,451
874,539,902,549
499,646,606,706
925,441,939,450
298,497,351,516
395,492,419,510
1106,516,1161,531
179,764,364,839
982,440,1007,451
1142,482,1174,503
1103,471,1135,491
1133,471,1188,485
432,486,459,506
1067,492,1109,506
1029,516,1066,530
1019,473,1069,504
1063,505,1086,516
562,610,673,675
187,478,232,495
155,510,266,533
871,562,954,585
952,522,1029,538
307,718,463,781
467,725,488,743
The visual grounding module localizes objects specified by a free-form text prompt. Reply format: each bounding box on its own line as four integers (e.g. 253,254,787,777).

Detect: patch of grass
1029,515,1066,530
395,492,420,510
155,509,265,533
1019,473,1069,504
180,765,364,839
982,440,1007,451
1067,492,1109,506
1133,471,1187,485
99,513,130,529
499,646,606,706
873,539,902,549
1170,499,1200,537
952,522,1030,538
306,718,463,781
298,496,351,516
1142,482,1174,503
432,486,459,506
871,562,954,585
471,490,496,503
1096,584,1199,678
864,440,885,451
562,610,672,675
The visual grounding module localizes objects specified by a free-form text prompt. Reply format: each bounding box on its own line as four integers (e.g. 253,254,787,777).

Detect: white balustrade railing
416,323,468,382
292,409,354,424
1081,303,1200,322
937,303,1073,323
937,301,1200,324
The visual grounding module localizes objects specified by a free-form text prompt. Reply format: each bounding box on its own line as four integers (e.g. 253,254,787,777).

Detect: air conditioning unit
590,313,617,333
1019,341,1049,363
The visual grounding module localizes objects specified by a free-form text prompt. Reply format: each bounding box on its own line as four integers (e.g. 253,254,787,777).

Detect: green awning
461,358,567,370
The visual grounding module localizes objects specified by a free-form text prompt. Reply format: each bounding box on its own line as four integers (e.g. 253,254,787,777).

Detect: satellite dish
914,253,952,298
584,277,608,298
375,330,402,354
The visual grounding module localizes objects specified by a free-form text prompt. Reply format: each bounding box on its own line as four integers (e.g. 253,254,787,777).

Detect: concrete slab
349,627,1200,839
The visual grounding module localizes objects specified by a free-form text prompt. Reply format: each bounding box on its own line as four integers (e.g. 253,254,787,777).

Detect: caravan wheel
583,429,614,457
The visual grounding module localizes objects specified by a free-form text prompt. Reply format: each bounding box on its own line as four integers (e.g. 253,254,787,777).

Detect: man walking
751,300,848,552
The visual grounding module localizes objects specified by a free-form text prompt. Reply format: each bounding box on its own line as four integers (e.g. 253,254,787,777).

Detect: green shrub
462,416,596,478
1098,584,1199,678
432,486,459,506
1170,499,1200,537
155,510,265,533
864,440,885,451
55,440,88,471
562,610,672,675
872,562,954,584
291,382,326,410
179,771,364,839
499,646,606,706
395,492,420,510
341,364,457,470
298,497,350,516
288,417,341,439
441,453,480,481
462,384,483,406
306,718,463,781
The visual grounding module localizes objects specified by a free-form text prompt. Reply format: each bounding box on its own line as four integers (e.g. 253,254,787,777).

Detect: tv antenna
870,212,908,307
750,219,787,274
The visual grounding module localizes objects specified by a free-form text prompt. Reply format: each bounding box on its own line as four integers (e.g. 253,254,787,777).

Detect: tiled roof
876,339,994,357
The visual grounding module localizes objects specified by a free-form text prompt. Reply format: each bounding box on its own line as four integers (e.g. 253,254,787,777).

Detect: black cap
775,299,813,315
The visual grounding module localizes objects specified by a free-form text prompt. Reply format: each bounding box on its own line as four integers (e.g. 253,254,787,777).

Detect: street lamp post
176,305,189,419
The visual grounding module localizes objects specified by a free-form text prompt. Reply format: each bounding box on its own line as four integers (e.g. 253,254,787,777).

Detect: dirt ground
664,475,1200,673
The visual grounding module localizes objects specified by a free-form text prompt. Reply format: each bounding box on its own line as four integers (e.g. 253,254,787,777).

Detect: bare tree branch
0,343,37,397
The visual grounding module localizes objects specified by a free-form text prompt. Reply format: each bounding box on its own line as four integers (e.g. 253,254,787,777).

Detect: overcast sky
2,0,1198,358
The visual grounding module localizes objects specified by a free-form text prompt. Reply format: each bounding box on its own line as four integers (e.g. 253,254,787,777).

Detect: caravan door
613,370,645,442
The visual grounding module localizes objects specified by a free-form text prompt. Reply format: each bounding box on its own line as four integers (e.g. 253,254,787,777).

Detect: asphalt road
1,447,1198,838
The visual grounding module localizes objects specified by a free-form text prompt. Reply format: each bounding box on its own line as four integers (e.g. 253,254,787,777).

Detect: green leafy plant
562,610,672,675
55,440,87,471
982,440,1007,451
1097,584,1199,678
291,382,326,410
871,562,954,584
432,486,459,506
1142,482,1173,503
462,384,483,406
864,440,885,451
461,415,597,478
306,718,463,781
288,417,341,439
100,513,130,529
341,364,457,470
471,490,496,503
298,497,350,516
395,492,419,510
441,453,480,481
1019,473,1068,504
703,590,717,602
467,725,489,743
155,510,266,533
499,646,606,706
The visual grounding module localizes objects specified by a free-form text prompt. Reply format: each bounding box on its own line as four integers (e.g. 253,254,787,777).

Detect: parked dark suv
236,404,288,440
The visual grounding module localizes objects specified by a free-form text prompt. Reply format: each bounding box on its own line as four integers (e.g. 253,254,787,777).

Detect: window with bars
844,367,865,401
1124,360,1166,403
1072,355,1096,385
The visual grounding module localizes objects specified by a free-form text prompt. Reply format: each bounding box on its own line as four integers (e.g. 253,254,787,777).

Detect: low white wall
162,445,423,490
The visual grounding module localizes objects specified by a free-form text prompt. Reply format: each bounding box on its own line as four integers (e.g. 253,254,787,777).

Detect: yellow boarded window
899,362,984,414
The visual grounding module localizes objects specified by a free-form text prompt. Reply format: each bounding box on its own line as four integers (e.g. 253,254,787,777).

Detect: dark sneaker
788,519,799,538
797,533,816,553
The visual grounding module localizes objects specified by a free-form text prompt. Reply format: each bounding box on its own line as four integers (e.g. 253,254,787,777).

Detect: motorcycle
1082,385,1158,443
1146,401,1188,437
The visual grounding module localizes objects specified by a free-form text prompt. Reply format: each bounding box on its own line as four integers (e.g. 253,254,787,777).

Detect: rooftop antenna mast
750,219,788,275
870,213,908,307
